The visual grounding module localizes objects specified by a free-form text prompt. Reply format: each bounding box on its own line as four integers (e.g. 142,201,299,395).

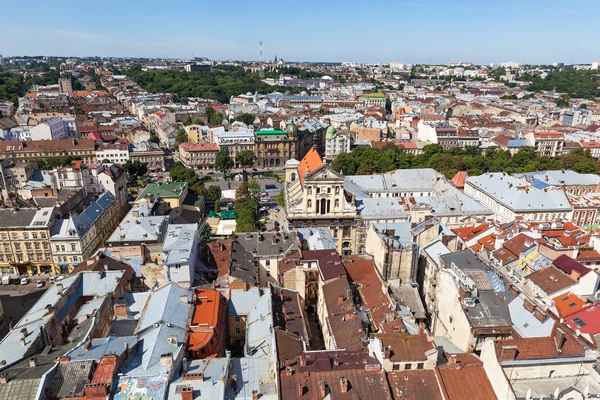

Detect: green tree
209,112,223,126
235,150,255,181
235,113,255,125
207,185,222,203
277,191,285,207
101,158,111,164
175,129,188,146
199,222,212,241
215,148,234,176
123,160,148,185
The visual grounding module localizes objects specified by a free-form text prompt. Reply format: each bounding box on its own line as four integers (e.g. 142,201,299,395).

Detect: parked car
36,280,44,288
20,277,28,285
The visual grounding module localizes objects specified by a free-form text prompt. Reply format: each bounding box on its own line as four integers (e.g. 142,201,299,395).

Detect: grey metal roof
297,227,336,250
245,293,273,357
69,336,138,361
346,168,442,194
225,356,277,400
508,295,554,338
372,222,413,248
229,288,263,316
167,356,230,400
107,201,169,244
136,283,192,333
466,173,571,212
162,224,197,266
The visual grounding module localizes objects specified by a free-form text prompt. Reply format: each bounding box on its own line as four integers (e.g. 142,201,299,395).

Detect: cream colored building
285,148,359,255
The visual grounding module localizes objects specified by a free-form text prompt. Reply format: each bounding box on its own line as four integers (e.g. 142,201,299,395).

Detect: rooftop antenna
259,41,264,78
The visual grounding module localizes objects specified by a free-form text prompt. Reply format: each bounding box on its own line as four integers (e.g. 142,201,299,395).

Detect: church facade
284,148,359,255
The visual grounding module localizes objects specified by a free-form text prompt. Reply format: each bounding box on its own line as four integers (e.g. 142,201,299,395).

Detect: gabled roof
297,147,323,187
553,254,591,278
450,171,468,189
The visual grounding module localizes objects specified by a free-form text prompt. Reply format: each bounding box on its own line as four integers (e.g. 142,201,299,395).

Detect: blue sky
1,0,598,64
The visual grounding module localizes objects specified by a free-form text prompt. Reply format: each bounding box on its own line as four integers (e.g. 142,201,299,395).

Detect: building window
235,317,240,323
405,363,412,370
392,364,400,371
307,199,312,209
265,260,270,266
417,363,424,370
235,328,241,335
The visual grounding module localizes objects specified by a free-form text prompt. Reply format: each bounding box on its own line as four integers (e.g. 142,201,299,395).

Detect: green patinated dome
326,125,336,140
286,121,298,139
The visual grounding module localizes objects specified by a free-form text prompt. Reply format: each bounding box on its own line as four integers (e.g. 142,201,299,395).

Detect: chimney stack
252,390,259,400
300,356,306,367
297,383,304,397
29,357,37,368
340,376,348,393
499,345,518,361
179,386,193,400
318,381,326,397
285,366,293,376
230,375,238,391
448,355,457,366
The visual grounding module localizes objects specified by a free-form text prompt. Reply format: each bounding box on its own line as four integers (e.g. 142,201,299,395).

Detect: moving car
36,280,44,288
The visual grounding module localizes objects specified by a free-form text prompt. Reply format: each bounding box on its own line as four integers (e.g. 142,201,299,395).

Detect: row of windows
392,362,424,371
0,254,52,262
1,233,47,240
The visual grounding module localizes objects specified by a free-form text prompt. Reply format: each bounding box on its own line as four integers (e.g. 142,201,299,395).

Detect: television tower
259,41,264,78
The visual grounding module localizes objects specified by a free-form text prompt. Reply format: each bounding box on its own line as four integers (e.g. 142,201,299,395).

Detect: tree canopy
235,180,261,232
124,65,300,104
235,113,255,125
525,68,600,99
330,144,600,179
215,148,234,176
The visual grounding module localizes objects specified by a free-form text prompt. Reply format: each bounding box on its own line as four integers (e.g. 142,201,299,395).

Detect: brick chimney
297,383,304,397
338,295,344,304
179,385,193,400
114,303,127,317
318,381,327,397
285,366,293,376
252,390,259,400
533,308,548,322
29,357,37,368
300,356,306,366
448,355,457,366
183,373,205,382
339,376,348,393
384,346,391,359
84,383,109,398
523,299,535,313
0,373,7,384
499,345,518,361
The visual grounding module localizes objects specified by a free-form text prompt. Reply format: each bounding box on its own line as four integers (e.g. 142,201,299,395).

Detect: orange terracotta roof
553,292,586,317
437,356,496,400
452,224,490,241
188,289,226,358
298,147,323,187
450,171,469,188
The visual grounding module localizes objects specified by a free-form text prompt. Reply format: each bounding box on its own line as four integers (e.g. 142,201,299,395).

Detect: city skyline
1,0,599,64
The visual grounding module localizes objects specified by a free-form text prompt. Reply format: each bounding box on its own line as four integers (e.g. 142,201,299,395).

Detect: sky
1,0,598,65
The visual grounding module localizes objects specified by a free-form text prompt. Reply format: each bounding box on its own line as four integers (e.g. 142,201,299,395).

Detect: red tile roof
452,224,490,241
388,370,443,400
204,240,232,278
322,276,364,350
303,249,345,281
496,324,584,360
534,132,563,139
437,357,496,400
526,265,577,295
279,349,392,400
179,142,219,152
564,303,600,335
